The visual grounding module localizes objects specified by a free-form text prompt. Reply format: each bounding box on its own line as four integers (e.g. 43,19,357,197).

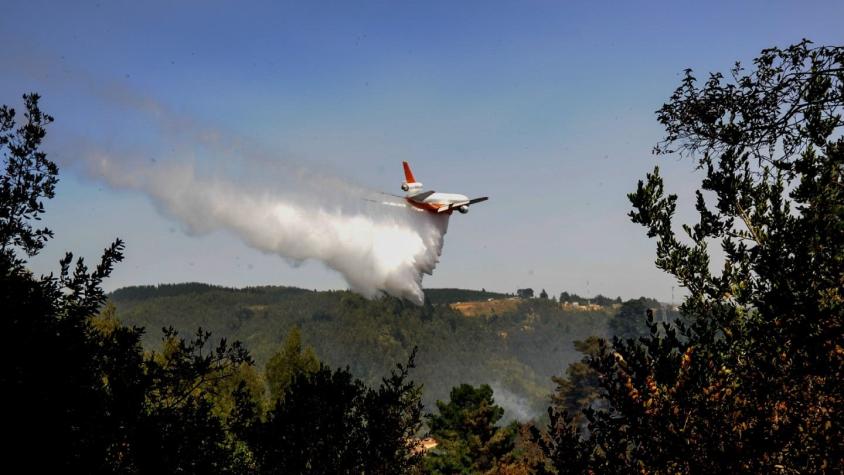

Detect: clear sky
2,1,842,302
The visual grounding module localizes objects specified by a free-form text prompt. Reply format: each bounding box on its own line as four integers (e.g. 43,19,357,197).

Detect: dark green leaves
542,40,844,473
0,93,57,263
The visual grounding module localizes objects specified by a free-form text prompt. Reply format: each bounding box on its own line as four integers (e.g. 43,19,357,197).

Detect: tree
0,94,254,473
540,41,844,473
607,297,660,339
244,350,424,474
123,327,253,474
591,294,621,307
1,93,126,470
549,337,603,432
530,409,591,475
0,93,57,264
265,326,319,404
424,384,518,474
517,288,534,299
539,289,549,299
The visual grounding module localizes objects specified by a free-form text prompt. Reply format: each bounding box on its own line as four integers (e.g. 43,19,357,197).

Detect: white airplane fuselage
400,161,487,215
406,192,471,214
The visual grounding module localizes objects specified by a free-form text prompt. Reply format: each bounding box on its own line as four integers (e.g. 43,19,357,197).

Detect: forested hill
423,288,510,304
109,283,617,419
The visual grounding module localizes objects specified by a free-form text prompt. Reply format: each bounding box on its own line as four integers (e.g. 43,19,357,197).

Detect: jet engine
401,182,423,193
458,205,469,214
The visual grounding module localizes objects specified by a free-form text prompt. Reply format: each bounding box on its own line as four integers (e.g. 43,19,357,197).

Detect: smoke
489,383,538,421
82,151,449,305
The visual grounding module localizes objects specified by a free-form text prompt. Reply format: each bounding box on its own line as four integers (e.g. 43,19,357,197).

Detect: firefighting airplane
398,161,488,215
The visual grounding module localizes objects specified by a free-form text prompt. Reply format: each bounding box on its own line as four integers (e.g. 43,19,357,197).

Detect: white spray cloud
5,47,453,304
84,152,449,305
12,49,453,304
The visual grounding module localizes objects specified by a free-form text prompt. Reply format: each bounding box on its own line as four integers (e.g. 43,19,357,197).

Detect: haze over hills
108,283,661,420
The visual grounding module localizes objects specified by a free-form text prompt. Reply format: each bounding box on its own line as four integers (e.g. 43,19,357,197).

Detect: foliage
654,40,843,164
548,337,603,431
1,95,260,472
607,296,662,340
264,326,319,404
530,409,590,475
559,292,621,307
424,384,519,474
114,327,253,474
0,93,57,262
242,350,424,474
1,93,126,471
111,286,616,419
424,287,510,305
516,288,534,299
550,298,682,433
540,40,844,473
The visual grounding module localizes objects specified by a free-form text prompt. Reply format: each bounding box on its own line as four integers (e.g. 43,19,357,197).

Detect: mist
14,55,457,305
490,383,538,422
71,149,450,305
1,49,457,304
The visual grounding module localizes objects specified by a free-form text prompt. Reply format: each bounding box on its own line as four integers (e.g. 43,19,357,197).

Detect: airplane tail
403,161,416,183
401,161,423,194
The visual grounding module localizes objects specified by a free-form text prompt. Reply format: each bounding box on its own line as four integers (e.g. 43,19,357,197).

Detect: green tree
2,93,125,471
549,337,603,431
265,326,319,404
540,40,844,473
531,409,590,475
1,94,254,473
243,350,424,474
607,297,660,339
517,288,534,299
126,327,253,474
91,301,122,335
425,384,518,474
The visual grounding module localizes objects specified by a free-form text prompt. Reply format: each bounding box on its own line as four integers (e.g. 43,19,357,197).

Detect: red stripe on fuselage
406,198,452,215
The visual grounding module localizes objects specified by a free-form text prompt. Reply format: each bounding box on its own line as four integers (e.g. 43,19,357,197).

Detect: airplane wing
409,190,436,201
437,203,462,213
437,200,468,213
437,197,489,213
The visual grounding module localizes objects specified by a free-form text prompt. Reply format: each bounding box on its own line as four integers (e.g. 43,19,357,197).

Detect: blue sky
2,1,842,301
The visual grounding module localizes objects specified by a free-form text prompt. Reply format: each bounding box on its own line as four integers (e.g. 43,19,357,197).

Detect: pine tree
425,384,517,473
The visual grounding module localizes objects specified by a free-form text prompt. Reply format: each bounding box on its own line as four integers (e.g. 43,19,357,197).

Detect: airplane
399,161,488,215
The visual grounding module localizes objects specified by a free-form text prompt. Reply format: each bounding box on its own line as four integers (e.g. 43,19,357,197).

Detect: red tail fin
402,161,416,183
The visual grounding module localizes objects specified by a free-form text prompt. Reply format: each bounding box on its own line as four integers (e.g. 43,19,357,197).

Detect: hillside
449,298,521,317
423,288,511,305
109,283,615,420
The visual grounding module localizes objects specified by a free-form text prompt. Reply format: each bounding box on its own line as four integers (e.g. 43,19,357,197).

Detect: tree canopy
265,326,319,404
606,297,658,339
244,351,423,474
425,383,518,474
538,40,844,473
